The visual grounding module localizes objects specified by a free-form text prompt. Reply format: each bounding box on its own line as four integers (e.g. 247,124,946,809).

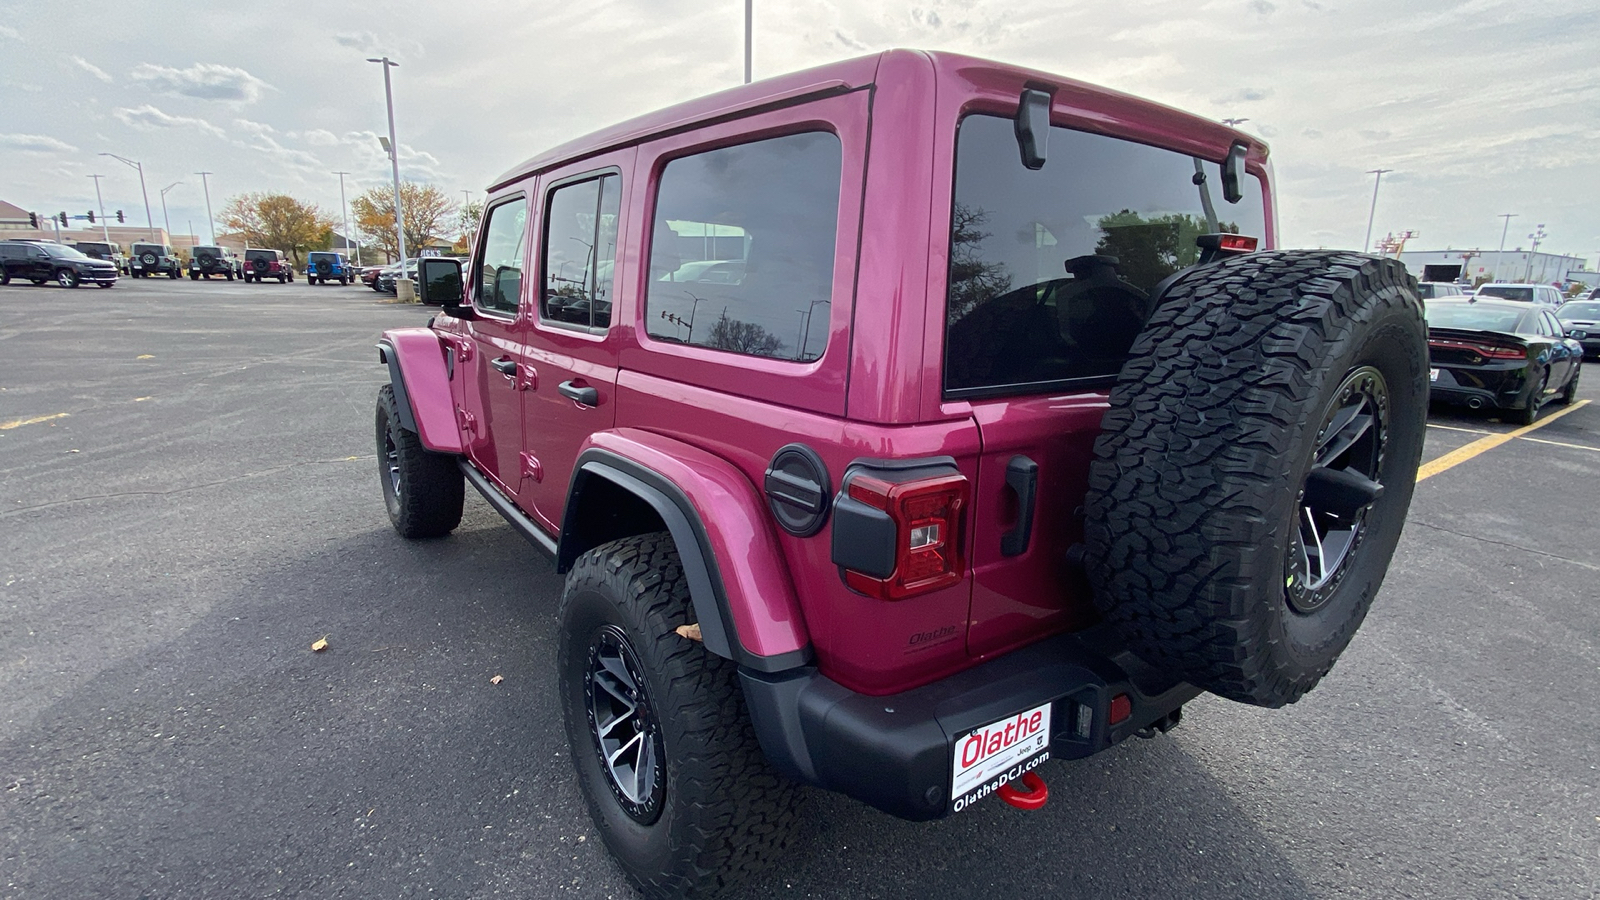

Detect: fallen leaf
490,674,504,685
133,397,152,402
675,623,703,642
310,636,329,652
137,354,154,360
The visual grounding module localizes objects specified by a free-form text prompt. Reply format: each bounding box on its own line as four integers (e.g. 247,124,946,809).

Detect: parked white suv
1476,282,1566,306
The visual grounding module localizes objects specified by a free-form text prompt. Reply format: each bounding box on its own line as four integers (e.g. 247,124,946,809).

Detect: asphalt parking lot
2,278,1597,900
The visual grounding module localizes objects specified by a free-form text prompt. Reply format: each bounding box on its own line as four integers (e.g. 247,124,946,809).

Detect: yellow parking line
0,413,70,430
1425,423,1493,435
1417,399,1590,482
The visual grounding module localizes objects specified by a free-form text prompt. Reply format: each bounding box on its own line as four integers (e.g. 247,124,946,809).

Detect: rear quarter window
944,115,1266,397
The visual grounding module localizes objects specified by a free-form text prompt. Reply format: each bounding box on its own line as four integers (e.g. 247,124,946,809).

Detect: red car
375,50,1428,898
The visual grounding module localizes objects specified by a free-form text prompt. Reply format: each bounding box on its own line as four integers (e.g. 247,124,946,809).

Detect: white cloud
129,63,271,103
0,132,77,153
71,56,113,83
332,31,423,59
112,105,228,139
0,24,20,41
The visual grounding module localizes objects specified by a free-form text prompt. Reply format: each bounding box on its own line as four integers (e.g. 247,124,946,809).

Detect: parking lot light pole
367,57,407,267
159,182,181,244
1362,168,1392,254
101,152,155,242
334,171,358,266
87,174,111,243
196,171,216,245
1495,213,1517,280
744,0,752,84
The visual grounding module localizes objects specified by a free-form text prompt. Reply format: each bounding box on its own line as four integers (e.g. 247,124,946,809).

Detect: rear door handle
558,380,599,407
491,357,517,376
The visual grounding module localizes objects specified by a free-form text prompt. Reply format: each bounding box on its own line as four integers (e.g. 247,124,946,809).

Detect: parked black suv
129,242,182,279
189,246,242,281
243,248,295,283
0,240,118,288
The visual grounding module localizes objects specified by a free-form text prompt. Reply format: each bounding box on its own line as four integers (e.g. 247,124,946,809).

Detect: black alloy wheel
1287,366,1388,614
1520,372,1549,426
584,625,666,823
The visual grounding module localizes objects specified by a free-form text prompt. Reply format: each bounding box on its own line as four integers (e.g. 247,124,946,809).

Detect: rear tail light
1216,234,1258,254
1108,693,1132,725
834,470,969,601
1428,339,1526,360
1196,232,1259,262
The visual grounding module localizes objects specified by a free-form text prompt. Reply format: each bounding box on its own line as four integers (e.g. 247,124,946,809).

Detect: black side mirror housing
1222,142,1249,204
417,257,464,307
1014,88,1051,170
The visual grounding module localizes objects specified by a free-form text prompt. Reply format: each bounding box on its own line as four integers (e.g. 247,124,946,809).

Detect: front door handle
491,357,517,377
558,380,599,407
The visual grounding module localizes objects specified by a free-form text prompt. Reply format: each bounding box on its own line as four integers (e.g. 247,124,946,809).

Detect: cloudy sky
2,0,1596,264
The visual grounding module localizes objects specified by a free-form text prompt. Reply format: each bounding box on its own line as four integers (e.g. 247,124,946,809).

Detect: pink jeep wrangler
376,50,1427,898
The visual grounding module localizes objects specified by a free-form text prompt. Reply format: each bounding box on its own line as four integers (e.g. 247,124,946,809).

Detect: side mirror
1222,142,1249,204
1014,88,1051,170
417,257,463,307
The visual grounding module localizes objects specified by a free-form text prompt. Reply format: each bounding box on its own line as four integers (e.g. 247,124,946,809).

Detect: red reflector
1218,234,1258,253
1109,693,1132,725
843,473,969,601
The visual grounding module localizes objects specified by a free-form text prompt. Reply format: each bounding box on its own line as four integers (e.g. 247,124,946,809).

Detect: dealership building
1395,248,1594,286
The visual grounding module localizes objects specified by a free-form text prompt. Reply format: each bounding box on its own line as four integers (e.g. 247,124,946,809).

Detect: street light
367,56,407,266
1525,224,1547,281
1495,213,1517,280
334,171,359,266
159,182,182,244
87,174,111,243
100,152,155,242
195,171,216,245
1362,168,1393,254
744,0,753,84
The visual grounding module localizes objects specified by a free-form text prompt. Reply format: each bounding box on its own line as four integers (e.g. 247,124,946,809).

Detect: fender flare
376,328,462,455
561,439,813,674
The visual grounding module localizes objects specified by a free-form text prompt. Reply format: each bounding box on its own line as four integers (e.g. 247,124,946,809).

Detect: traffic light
86,210,95,223
58,212,67,227
116,210,125,223
28,212,38,228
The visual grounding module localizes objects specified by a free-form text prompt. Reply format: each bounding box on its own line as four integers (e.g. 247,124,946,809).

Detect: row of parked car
0,239,390,288
1421,279,1597,424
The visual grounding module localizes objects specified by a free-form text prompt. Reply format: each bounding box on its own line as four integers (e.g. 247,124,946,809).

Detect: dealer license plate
1430,367,1440,382
950,702,1052,813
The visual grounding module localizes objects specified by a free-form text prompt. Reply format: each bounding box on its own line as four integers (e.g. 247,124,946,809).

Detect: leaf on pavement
490,674,504,685
310,636,329,652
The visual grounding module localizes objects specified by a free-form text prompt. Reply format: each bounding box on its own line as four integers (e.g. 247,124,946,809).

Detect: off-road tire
1558,366,1579,404
1084,251,1428,708
559,533,801,900
375,384,463,538
56,268,79,288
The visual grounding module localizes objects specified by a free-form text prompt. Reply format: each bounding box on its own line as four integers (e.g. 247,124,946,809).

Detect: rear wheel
1520,372,1549,425
375,384,463,538
1559,366,1580,404
1085,252,1428,708
0,269,9,285
559,533,800,900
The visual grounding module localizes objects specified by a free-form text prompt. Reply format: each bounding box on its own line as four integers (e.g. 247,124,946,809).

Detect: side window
541,173,621,330
944,115,1267,396
644,132,842,362
475,197,528,315
1544,311,1564,337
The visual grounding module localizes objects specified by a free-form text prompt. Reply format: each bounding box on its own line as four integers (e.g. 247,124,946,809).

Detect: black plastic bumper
739,625,1200,821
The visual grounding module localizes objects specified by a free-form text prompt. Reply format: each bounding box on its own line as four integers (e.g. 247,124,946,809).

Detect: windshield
1557,302,1600,321
308,252,336,261
1417,283,1463,299
1425,303,1534,333
1477,285,1534,302
42,244,90,260
944,114,1267,394
77,243,113,254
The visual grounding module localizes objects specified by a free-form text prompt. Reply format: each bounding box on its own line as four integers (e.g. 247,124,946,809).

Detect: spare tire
141,252,158,266
1083,251,1427,708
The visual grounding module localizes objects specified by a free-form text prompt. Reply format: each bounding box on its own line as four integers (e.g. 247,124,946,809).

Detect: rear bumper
1429,364,1531,409
740,625,1199,821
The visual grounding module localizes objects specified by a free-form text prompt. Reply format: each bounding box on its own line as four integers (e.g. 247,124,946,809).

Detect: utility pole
1362,168,1392,254
88,174,111,243
1524,224,1547,282
159,182,182,244
1495,213,1517,280
196,171,216,244
334,171,358,265
744,0,752,84
367,56,408,269
101,153,155,242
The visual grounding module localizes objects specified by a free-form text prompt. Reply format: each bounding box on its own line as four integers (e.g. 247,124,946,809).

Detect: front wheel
97,282,113,289
56,269,80,288
375,384,463,538
559,533,800,900
168,268,179,279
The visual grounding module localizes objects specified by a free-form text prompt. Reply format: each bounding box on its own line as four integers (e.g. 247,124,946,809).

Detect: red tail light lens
1429,339,1526,360
1217,234,1258,254
842,473,968,600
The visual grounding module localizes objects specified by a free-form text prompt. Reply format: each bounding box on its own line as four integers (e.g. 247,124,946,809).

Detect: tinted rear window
1478,286,1534,302
944,115,1266,396
1425,303,1534,333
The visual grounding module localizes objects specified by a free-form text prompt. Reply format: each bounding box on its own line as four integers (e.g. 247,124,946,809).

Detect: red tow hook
996,771,1049,810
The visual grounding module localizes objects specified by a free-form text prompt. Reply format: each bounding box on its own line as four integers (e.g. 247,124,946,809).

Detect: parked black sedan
1426,297,1582,425
1556,300,1600,360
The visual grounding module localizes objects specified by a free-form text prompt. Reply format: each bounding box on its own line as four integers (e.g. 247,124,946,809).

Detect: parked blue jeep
305,251,351,285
